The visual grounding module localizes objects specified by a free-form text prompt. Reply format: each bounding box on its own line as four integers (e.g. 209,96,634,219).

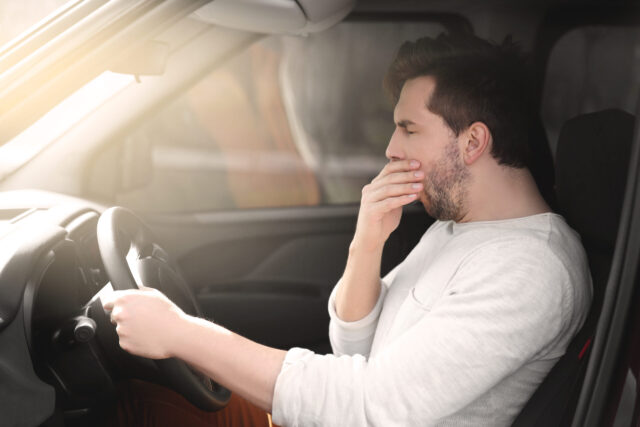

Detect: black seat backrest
555,109,635,329
512,109,636,427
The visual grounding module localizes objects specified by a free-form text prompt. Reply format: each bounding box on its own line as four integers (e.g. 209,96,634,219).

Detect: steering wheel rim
96,206,231,411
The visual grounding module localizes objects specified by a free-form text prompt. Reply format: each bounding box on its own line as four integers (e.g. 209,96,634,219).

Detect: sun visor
191,0,356,35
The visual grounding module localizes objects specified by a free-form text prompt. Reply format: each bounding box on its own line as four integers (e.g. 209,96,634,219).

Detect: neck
458,165,551,223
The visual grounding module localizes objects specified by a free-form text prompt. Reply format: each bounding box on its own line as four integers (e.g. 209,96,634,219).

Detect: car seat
511,108,636,426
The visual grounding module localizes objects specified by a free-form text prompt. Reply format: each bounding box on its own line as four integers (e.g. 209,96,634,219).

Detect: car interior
0,0,639,426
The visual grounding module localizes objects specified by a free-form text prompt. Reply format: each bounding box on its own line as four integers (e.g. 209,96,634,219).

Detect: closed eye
396,119,417,135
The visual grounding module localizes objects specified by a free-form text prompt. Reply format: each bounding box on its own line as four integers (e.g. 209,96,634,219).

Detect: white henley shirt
272,213,592,426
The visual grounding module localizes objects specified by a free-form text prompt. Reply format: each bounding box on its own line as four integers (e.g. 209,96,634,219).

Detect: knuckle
377,187,390,198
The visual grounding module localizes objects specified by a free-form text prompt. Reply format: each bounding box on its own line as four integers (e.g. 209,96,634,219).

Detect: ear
461,121,491,166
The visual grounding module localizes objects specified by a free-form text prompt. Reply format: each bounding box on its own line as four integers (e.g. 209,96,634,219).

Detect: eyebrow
396,119,416,128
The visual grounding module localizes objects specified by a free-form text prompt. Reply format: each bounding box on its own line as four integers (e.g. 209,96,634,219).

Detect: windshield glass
0,71,135,179
0,0,72,47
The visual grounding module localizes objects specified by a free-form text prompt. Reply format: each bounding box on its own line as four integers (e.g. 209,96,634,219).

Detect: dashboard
0,191,114,425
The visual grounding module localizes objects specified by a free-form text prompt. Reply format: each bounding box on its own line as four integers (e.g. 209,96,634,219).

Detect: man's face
386,76,471,221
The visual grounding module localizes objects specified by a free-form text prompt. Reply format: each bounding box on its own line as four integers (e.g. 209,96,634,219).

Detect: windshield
0,71,135,179
0,0,73,47
0,0,103,179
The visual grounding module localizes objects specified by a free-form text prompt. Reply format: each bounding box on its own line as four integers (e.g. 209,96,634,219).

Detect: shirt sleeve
327,280,386,357
272,238,575,427
327,265,400,357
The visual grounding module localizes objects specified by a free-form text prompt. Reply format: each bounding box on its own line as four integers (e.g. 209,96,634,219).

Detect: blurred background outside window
110,22,445,213
541,26,640,155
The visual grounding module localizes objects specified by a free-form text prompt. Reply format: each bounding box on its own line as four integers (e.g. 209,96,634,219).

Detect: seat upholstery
512,109,636,426
555,109,635,330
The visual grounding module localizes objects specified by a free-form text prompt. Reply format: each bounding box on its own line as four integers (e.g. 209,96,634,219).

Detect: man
103,33,592,426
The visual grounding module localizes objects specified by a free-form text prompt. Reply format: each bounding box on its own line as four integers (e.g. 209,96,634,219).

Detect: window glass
542,27,640,155
0,72,134,178
112,21,444,213
0,0,71,46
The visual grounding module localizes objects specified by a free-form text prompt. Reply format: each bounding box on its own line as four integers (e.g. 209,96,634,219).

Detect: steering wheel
96,206,231,411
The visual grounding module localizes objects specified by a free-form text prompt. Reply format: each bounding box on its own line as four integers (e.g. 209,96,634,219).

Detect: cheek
421,160,446,194
419,168,434,202
419,161,436,183
412,146,439,168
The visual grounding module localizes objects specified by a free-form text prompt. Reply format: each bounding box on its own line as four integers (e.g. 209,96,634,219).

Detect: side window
104,21,444,213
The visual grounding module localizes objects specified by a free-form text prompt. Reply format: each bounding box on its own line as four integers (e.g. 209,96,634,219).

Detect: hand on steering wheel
96,206,231,411
102,286,184,359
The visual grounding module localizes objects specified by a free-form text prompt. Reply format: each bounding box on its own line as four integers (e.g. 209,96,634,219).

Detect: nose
385,128,405,161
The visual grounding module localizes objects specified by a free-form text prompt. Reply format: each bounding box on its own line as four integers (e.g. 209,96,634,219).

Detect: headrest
555,109,635,250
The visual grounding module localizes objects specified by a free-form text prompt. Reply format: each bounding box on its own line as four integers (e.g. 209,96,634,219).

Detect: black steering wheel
96,206,231,411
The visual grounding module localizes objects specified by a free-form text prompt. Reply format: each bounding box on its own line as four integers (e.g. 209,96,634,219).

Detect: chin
420,200,437,219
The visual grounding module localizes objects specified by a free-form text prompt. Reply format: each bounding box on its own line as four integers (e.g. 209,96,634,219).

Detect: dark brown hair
384,33,534,168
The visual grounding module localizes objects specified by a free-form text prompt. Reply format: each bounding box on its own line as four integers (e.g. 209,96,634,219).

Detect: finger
101,290,133,312
115,324,125,339
101,296,114,312
372,159,421,182
372,193,419,213
373,169,424,187
110,306,125,325
367,182,423,203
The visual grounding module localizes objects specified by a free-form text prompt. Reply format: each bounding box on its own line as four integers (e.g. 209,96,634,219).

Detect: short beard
423,138,471,222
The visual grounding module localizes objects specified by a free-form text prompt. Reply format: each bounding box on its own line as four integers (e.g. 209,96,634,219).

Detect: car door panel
144,204,432,353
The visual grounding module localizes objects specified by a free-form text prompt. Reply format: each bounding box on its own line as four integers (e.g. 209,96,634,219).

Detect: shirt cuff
327,279,387,339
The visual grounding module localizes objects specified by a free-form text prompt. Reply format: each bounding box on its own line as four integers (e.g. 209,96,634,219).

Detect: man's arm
102,287,286,412
335,159,423,321
174,316,286,412
101,160,423,412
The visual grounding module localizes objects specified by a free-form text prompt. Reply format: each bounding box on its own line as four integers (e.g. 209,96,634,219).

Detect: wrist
349,238,385,256
167,311,197,359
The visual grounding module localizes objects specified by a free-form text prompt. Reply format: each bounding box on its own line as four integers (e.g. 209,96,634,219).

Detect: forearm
335,159,421,322
334,242,384,322
171,315,286,413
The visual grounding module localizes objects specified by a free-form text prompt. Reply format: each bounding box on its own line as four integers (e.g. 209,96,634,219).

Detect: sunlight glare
0,71,134,178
